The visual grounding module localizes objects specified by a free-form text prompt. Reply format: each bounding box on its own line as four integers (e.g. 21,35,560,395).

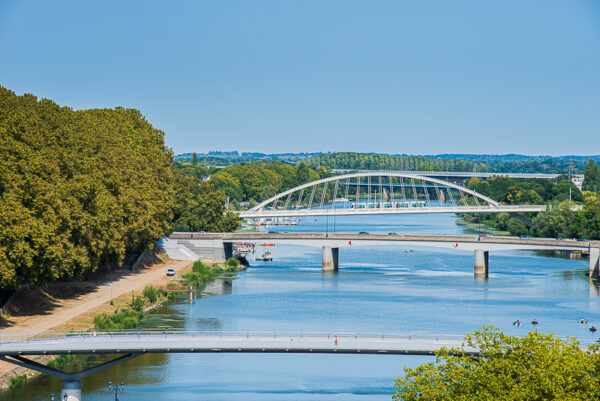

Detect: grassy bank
180,259,241,288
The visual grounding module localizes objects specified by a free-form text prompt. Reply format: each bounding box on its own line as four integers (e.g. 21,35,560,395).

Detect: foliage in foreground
394,326,600,401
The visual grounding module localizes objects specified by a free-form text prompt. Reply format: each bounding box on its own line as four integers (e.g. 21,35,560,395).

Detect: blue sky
1,1,599,155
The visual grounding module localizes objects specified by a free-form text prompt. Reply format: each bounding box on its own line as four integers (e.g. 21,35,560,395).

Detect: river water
5,214,600,400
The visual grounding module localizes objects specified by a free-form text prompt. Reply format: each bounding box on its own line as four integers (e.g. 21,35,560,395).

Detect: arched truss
241,173,506,219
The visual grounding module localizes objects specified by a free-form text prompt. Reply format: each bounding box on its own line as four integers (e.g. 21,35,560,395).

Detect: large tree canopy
0,86,240,288
394,326,600,401
0,87,176,287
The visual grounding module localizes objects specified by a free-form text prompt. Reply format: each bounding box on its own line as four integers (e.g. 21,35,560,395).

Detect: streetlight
108,380,125,400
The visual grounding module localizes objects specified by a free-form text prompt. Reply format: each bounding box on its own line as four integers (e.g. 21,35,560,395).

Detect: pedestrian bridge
0,330,477,400
238,172,549,219
1,330,596,400
168,232,600,278
0,331,475,357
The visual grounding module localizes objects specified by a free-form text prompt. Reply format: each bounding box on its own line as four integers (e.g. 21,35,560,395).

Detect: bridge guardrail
0,330,598,349
0,330,470,345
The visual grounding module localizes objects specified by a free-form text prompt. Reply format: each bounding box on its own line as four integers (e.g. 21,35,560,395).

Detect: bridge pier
590,248,600,278
322,246,339,271
474,250,489,278
223,242,233,260
62,379,82,401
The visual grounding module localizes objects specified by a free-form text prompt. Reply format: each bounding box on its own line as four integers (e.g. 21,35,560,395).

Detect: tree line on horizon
303,152,590,174
0,86,239,289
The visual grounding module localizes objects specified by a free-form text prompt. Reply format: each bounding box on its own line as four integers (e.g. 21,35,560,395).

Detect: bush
93,313,114,331
192,261,210,274
10,375,26,389
143,285,158,303
130,295,145,312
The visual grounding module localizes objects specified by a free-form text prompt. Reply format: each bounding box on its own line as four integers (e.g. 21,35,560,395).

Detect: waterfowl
590,326,597,333
513,320,521,327
531,319,538,325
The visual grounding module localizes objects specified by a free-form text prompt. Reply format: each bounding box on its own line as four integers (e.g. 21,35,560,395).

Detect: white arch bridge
238,172,547,219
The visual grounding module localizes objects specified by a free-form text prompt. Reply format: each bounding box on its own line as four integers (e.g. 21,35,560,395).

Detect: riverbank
0,256,249,390
0,252,193,386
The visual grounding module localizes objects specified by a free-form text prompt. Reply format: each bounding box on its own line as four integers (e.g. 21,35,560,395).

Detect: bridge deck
170,232,598,251
0,332,476,356
1,332,597,357
239,205,548,218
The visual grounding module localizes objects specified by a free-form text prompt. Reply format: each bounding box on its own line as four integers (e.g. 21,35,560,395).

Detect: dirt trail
0,259,192,376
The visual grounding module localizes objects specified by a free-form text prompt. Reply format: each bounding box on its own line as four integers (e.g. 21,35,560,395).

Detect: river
4,214,600,400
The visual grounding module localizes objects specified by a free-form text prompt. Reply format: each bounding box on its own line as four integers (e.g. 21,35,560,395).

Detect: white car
166,268,175,276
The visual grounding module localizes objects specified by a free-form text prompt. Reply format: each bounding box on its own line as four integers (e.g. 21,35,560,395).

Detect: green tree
172,173,240,232
507,217,528,236
0,86,174,287
192,152,198,165
295,162,311,186
394,326,600,401
572,192,600,240
583,159,600,192
533,201,575,238
516,189,543,205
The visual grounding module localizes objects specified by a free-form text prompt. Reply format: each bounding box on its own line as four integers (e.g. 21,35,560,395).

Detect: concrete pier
590,248,600,278
474,250,489,277
223,242,233,260
62,380,82,401
322,246,339,271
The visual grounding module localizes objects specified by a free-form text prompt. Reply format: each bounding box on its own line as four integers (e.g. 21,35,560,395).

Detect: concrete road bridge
1,330,596,400
238,172,553,219
168,232,600,278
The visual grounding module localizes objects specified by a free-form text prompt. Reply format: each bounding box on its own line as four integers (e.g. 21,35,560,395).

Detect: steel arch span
238,172,547,219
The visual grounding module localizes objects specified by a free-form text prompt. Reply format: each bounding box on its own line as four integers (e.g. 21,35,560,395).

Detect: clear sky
1,1,599,155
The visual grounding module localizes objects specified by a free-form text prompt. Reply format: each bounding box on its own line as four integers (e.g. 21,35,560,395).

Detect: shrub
143,285,158,303
130,295,145,312
93,313,114,331
10,375,26,389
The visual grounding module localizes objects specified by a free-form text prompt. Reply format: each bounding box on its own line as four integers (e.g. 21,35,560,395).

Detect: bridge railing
0,329,470,344
0,330,598,349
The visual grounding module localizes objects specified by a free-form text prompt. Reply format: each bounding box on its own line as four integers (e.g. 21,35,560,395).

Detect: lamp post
108,380,125,401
